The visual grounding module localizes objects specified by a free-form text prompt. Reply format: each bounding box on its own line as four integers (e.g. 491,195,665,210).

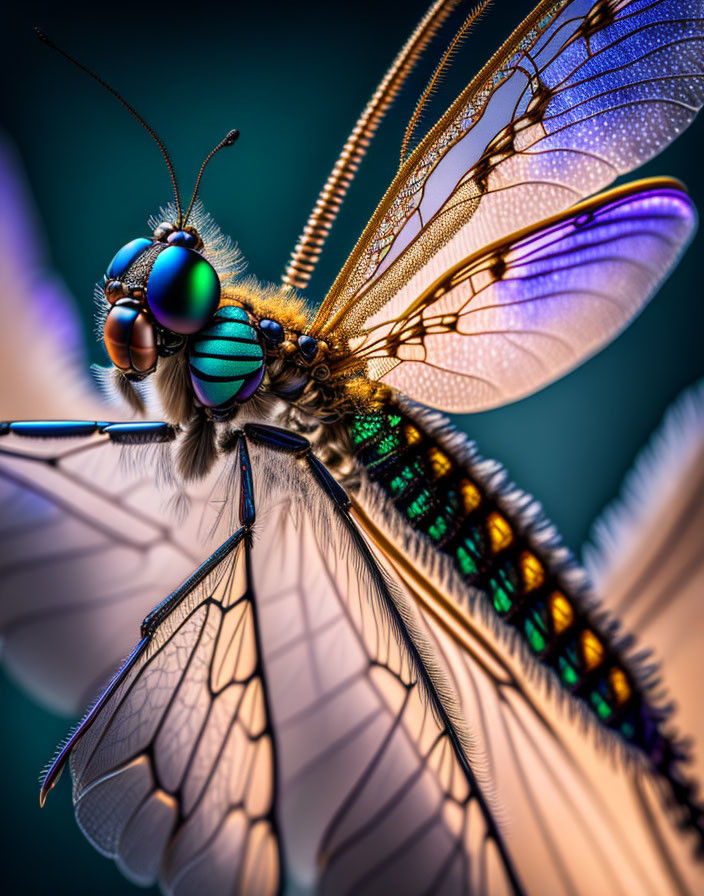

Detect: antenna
35,27,183,223
182,130,240,226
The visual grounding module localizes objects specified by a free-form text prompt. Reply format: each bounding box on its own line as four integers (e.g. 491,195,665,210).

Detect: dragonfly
1,0,704,893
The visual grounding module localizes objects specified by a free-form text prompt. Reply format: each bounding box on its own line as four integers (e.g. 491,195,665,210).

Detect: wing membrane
0,426,230,714
314,0,704,338
249,450,518,894
344,180,696,411
415,592,703,896
281,0,463,291
70,530,282,894
0,138,108,419
62,437,523,894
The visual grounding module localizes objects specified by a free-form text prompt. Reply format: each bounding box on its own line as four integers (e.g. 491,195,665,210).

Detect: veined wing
58,433,523,895
281,0,464,291
412,574,703,896
0,422,231,715
313,0,704,338
67,526,283,894
585,379,704,783
334,180,696,412
347,399,704,894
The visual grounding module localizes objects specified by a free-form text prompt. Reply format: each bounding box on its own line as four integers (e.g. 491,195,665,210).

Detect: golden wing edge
312,0,565,332
327,176,695,381
372,175,693,328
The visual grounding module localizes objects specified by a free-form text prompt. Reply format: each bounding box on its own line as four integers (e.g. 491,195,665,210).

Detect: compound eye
104,300,157,374
152,221,176,241
166,229,201,249
146,246,220,335
259,318,284,345
105,237,153,281
189,305,265,408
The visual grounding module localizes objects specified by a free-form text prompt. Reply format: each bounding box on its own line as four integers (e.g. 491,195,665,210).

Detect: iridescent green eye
146,246,220,334
105,237,153,281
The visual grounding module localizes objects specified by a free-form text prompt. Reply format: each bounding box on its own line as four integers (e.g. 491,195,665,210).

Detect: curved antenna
280,0,463,293
182,129,240,226
401,1,490,162
34,27,183,223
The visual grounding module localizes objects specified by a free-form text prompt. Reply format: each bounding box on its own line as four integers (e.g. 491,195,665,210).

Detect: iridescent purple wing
342,180,696,411
313,0,704,339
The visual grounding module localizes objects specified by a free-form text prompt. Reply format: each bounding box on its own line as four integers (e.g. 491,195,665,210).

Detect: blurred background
1,0,702,892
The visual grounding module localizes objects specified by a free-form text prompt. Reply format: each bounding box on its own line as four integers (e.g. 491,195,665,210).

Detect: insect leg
237,433,256,527
0,420,177,443
306,452,350,510
243,422,348,507
39,634,150,806
38,423,255,805
243,420,526,894
39,523,247,805
0,420,103,438
243,422,311,453
99,422,177,444
134,427,255,635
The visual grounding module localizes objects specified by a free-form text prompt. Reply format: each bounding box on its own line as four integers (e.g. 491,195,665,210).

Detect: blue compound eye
259,318,284,345
166,230,200,249
146,246,221,335
105,237,153,281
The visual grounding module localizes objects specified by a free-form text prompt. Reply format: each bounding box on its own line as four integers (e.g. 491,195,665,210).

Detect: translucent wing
585,379,704,782
348,400,704,894
282,0,464,291
0,424,230,714
413,585,704,896
313,0,704,337
336,180,696,412
69,527,283,894
63,437,523,895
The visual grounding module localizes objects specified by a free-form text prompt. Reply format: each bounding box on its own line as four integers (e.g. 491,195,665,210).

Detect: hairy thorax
150,278,382,480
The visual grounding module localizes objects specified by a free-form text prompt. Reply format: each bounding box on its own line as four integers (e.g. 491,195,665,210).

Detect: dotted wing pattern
350,181,697,411
315,0,704,340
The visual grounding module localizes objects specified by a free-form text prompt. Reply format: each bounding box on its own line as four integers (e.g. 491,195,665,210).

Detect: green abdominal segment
347,401,668,762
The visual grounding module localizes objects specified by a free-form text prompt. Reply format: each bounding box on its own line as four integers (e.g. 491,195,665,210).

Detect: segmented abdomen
347,398,671,766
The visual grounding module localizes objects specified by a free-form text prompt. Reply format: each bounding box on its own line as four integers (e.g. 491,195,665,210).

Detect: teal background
0,1,702,892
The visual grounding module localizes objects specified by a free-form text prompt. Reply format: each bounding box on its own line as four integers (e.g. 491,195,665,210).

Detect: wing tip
584,377,704,589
